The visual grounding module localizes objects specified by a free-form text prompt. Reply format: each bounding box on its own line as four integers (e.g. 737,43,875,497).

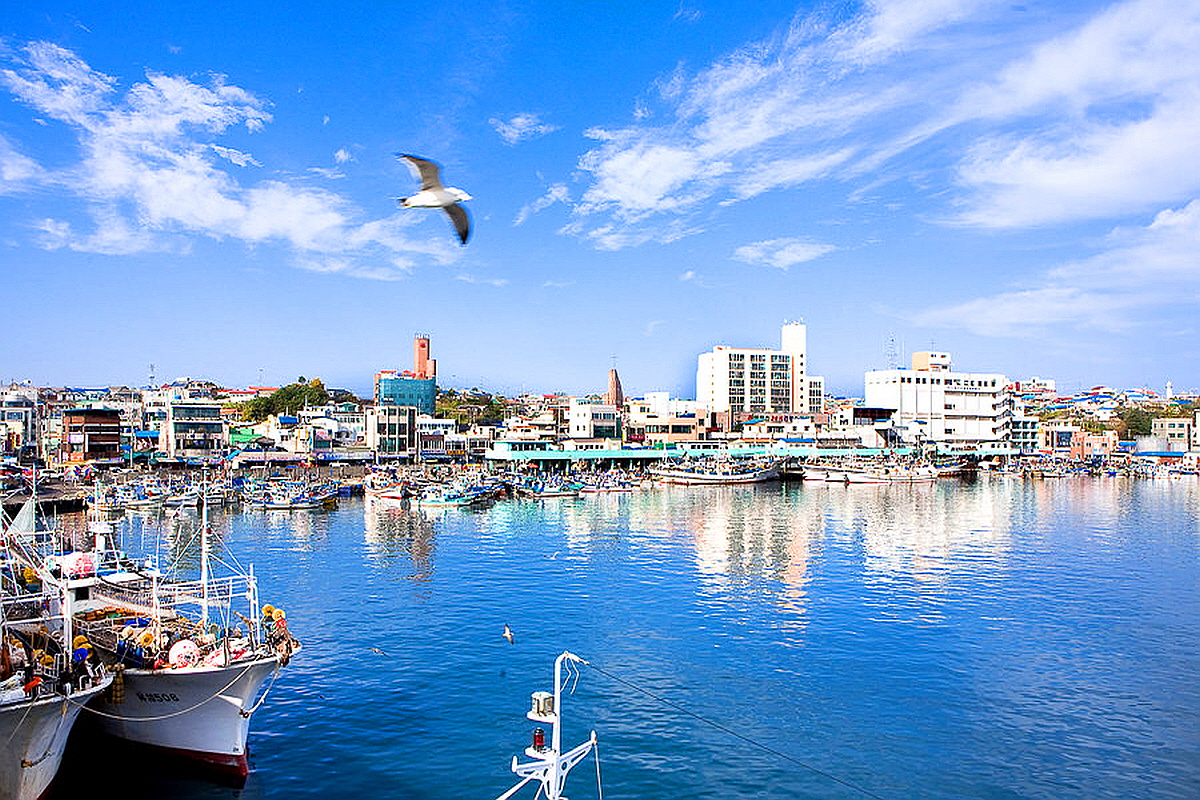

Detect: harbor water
50,475,1200,799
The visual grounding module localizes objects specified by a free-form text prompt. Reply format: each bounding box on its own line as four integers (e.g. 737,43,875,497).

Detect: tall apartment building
864,352,1011,444
696,321,824,416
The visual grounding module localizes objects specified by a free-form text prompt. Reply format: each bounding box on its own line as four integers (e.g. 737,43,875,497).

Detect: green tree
1117,407,1153,437
241,379,330,422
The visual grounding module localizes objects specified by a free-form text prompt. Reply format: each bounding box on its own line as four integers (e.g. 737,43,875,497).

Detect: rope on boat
240,662,282,718
585,661,888,800
18,699,70,769
70,662,257,723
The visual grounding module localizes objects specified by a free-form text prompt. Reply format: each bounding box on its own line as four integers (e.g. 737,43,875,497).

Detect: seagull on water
502,623,514,644
396,153,472,245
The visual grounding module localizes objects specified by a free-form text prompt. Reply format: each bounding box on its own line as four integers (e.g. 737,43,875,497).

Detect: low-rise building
59,408,122,463
1152,417,1194,450
567,399,621,440
365,404,417,460
163,400,228,460
864,352,1011,445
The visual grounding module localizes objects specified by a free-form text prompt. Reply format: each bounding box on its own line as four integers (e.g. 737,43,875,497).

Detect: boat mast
496,651,597,800
200,464,209,630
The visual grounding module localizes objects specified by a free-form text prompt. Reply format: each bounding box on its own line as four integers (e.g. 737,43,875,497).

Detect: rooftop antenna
885,335,900,370
148,363,156,387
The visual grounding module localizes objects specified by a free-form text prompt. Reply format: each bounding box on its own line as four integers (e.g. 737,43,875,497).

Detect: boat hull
89,656,280,777
0,680,111,800
652,466,781,485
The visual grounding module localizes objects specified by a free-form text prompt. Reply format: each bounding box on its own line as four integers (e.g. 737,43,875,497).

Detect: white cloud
733,237,835,269
567,0,1200,247
0,135,43,188
489,112,559,145
456,274,509,287
912,199,1200,335
679,270,696,281
566,5,944,246
210,144,260,167
0,42,459,277
334,148,352,163
514,183,569,225
941,0,1200,228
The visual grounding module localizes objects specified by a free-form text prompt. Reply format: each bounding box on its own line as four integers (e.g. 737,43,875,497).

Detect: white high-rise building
696,322,824,415
864,352,1011,444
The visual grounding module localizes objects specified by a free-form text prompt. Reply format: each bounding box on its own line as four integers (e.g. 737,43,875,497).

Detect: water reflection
363,496,436,583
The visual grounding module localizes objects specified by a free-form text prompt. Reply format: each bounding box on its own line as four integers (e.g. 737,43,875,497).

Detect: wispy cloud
334,147,352,163
210,144,260,167
0,41,459,276
567,0,1200,245
0,135,43,188
514,183,569,225
456,273,509,287
912,199,1200,336
733,237,835,269
489,112,559,145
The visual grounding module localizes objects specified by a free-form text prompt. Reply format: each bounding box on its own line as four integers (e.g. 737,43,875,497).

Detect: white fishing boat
2,500,113,800
800,465,830,482
650,457,783,485
513,477,582,499
59,481,299,777
414,484,490,507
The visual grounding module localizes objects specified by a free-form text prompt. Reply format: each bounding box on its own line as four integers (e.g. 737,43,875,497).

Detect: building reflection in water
363,496,436,584
820,479,1016,588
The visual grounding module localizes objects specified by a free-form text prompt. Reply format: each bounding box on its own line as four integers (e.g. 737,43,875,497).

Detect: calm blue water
52,476,1200,799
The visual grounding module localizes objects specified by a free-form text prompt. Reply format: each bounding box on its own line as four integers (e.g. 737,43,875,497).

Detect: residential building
864,352,1011,444
1151,417,1194,450
365,404,417,460
163,400,228,460
417,415,457,459
624,392,707,445
567,399,621,440
1,382,37,453
1009,414,1040,455
696,321,824,417
59,408,122,463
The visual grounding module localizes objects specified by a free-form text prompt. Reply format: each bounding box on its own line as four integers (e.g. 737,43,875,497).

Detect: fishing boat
650,457,783,486
513,476,582,499
576,474,635,493
2,501,113,800
57,485,299,777
413,483,490,507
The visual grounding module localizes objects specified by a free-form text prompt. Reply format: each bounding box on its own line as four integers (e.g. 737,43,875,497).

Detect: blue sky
1,0,1197,398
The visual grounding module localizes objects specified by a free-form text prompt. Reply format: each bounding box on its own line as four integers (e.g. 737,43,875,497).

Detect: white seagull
502,623,514,644
396,153,472,245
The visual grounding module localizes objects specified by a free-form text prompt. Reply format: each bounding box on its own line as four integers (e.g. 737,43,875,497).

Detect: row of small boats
91,477,339,513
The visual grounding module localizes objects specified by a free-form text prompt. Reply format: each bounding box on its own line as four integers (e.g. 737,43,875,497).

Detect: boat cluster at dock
1,475,300,800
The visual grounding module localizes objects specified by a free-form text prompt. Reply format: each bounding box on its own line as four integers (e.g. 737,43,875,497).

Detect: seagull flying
396,153,472,245
502,623,514,644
